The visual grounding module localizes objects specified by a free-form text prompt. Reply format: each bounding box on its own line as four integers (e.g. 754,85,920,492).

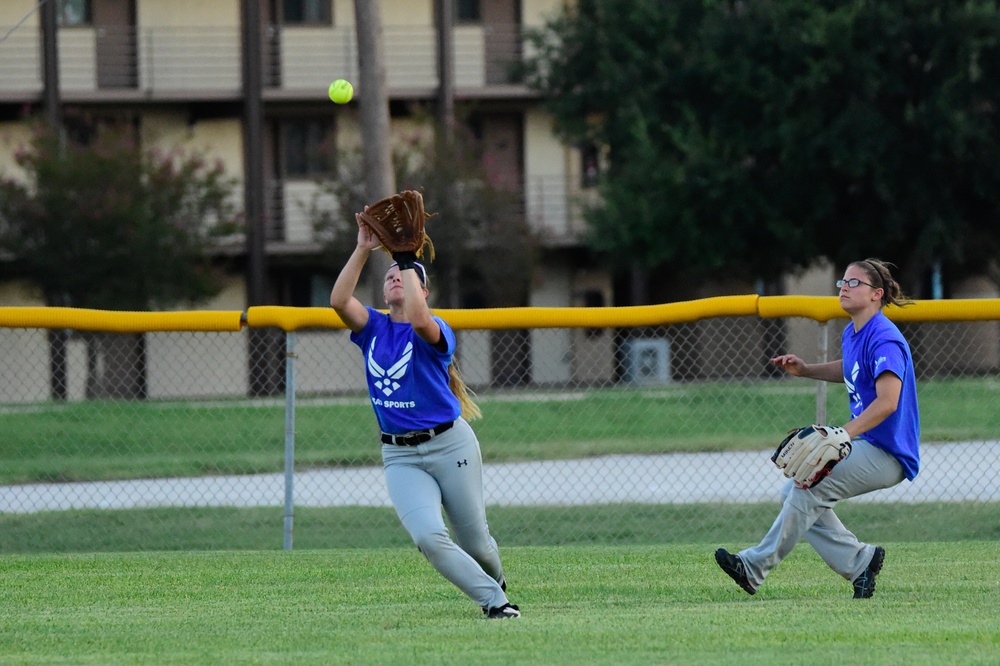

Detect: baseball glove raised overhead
771,424,852,489
358,190,435,261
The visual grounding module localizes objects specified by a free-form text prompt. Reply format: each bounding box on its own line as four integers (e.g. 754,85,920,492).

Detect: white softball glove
771,424,852,489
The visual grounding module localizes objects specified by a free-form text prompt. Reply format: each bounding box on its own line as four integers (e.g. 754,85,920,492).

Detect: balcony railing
263,175,592,249
0,24,530,100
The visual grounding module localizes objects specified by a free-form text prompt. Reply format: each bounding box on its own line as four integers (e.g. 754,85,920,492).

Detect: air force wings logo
845,360,862,411
367,336,412,397
874,355,888,372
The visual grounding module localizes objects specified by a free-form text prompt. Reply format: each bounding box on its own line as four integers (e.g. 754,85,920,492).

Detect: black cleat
483,603,520,619
715,548,757,595
852,546,885,599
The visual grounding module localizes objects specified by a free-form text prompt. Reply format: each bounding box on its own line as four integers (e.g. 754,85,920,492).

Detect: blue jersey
350,307,461,435
840,311,920,480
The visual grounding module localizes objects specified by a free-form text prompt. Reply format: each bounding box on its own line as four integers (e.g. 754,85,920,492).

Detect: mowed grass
2,376,997,484
4,502,1000,553
2,377,998,664
1,543,998,665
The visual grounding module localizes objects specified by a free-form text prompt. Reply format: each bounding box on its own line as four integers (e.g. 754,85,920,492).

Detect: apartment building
0,0,613,314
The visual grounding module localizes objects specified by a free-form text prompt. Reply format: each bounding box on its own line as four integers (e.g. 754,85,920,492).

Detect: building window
58,0,91,25
456,0,481,23
283,119,333,178
283,0,331,25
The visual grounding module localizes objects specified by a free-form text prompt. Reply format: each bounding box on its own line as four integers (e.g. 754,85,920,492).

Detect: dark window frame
456,0,481,23
58,0,92,26
282,0,333,26
281,117,335,179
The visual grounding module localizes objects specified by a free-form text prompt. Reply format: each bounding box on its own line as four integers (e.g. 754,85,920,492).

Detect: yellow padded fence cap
0,307,244,332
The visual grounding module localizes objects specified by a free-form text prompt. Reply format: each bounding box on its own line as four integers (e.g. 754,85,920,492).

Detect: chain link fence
2,300,999,552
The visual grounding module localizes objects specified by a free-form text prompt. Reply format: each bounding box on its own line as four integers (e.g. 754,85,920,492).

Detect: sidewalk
1,441,996,513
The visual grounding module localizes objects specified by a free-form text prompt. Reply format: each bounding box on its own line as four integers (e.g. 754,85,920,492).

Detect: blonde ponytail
448,356,482,421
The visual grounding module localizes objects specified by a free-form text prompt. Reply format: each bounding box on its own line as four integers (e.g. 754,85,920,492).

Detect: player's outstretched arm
771,355,844,383
330,217,379,333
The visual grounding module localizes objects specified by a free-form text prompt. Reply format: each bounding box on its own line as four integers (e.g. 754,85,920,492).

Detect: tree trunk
629,264,648,306
435,0,455,137
354,0,395,300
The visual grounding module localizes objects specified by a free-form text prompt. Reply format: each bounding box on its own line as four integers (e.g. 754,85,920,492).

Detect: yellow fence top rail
0,307,244,332
433,295,761,330
4,296,1000,333
245,296,760,331
884,298,1000,322
245,306,347,331
756,296,1000,323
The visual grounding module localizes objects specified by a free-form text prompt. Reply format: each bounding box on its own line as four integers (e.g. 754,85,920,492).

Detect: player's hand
355,207,381,251
770,354,808,377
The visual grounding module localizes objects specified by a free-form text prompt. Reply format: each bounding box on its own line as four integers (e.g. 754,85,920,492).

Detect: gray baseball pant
739,438,905,589
382,417,508,610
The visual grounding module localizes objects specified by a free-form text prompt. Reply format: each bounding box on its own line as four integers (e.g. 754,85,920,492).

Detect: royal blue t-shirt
350,307,461,435
840,310,921,480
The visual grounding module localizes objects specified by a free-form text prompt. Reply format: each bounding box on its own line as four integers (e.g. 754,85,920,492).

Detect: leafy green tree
0,122,240,399
522,0,1000,300
0,124,239,309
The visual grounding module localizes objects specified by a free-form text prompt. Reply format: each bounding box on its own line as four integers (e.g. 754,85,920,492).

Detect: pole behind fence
283,332,296,550
816,321,829,424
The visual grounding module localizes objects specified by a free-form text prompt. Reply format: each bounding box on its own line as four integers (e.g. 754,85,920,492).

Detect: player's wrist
392,251,418,270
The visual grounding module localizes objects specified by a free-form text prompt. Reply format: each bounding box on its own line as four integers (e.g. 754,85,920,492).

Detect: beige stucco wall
332,0,355,25
381,0,433,26
523,0,565,25
0,1,41,89
784,259,837,297
524,109,564,178
781,261,838,362
168,275,247,312
0,1,39,25
0,282,42,306
529,260,574,383
138,0,239,27
141,112,243,179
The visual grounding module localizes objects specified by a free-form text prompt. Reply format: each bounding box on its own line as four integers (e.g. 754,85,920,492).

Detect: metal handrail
0,23,529,99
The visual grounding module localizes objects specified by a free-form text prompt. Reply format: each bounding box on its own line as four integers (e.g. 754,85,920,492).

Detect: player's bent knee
455,536,494,561
410,527,452,556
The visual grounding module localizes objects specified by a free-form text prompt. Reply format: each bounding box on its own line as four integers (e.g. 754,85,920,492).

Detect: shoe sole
869,546,885,577
853,546,885,599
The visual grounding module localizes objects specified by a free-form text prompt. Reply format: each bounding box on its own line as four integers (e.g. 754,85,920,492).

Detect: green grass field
4,502,1000,553
2,543,998,665
2,377,997,663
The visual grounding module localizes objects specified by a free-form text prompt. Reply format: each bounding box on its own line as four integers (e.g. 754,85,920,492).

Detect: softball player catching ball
330,211,519,619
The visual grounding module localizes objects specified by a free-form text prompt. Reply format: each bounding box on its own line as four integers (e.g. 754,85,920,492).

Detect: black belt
381,420,455,446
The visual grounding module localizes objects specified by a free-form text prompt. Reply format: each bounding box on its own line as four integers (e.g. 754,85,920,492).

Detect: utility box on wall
622,339,672,385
